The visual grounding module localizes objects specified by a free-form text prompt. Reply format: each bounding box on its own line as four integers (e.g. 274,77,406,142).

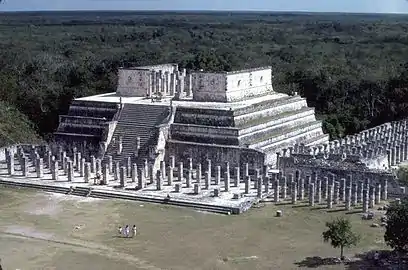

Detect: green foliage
1,11,408,142
384,198,408,253
0,101,41,146
322,217,360,258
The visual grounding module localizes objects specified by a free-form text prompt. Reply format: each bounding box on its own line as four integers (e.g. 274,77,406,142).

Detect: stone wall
225,67,273,102
191,67,273,103
191,72,227,102
116,68,151,97
137,63,179,73
166,140,265,174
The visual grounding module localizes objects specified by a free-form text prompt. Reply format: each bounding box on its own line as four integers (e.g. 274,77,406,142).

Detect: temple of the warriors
0,63,407,214
53,63,329,173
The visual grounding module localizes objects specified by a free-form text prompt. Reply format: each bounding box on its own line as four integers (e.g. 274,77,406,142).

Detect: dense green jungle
1,11,408,145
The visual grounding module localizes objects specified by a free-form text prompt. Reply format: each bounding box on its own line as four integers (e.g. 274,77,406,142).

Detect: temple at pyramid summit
53,63,329,174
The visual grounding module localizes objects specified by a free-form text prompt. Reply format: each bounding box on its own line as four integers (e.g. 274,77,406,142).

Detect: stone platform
0,157,265,215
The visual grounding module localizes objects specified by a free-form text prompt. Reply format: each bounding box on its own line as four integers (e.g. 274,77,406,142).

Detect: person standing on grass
124,225,130,238
118,226,123,236
132,225,137,237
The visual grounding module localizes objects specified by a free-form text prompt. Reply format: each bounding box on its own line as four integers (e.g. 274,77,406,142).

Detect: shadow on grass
295,250,406,269
294,256,341,268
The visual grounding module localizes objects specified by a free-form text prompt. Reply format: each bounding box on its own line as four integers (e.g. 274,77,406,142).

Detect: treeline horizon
1,12,408,144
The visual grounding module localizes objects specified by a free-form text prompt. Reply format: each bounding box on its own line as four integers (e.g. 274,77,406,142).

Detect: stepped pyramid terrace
53,63,329,173
5,63,408,214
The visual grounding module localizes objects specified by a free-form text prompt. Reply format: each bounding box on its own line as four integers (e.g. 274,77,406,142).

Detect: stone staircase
54,100,120,157
103,103,170,167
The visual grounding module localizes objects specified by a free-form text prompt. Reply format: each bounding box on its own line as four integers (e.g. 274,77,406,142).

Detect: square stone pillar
21,156,29,177
245,176,250,194
234,167,240,187
35,158,43,178
102,163,110,185
167,166,173,186
90,155,96,173
215,166,221,185
138,168,145,189
52,159,59,181
196,163,202,184
224,171,230,192
131,163,138,183
156,170,162,191
67,160,74,182
119,166,126,188
178,162,184,182
205,171,210,190
84,162,91,183
79,158,85,177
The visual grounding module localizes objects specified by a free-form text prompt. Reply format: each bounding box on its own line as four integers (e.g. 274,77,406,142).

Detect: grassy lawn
0,186,388,270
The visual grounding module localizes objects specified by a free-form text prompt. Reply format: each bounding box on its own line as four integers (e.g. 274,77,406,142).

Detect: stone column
119,166,126,188
90,155,96,173
186,170,192,188
334,182,340,204
36,158,44,178
309,183,315,206
264,177,270,193
45,150,52,169
21,156,28,177
362,189,369,213
169,155,175,168
52,159,59,181
274,180,280,202
187,158,193,172
167,166,173,186
224,171,230,192
80,158,85,177
156,170,162,191
206,159,212,177
358,181,364,203
323,177,329,200
148,163,154,184
299,178,305,200
107,155,113,173
282,176,287,199
96,159,102,175
340,178,346,201
178,162,184,182
352,183,358,206
190,178,200,193
138,168,145,189
291,181,298,204
196,163,202,184
369,186,375,208
245,176,250,194
215,166,221,185
131,163,138,183
84,162,91,183
234,167,240,187
67,160,74,182
102,163,109,185
345,186,351,210
126,157,132,177
257,178,262,198
75,152,81,171
382,178,388,200
204,171,210,189
316,178,322,204
114,162,120,181
327,184,333,209
7,152,15,175
375,183,381,204
244,163,249,178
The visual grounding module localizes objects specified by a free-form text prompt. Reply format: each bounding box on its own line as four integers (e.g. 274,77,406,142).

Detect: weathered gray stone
178,162,184,182
291,181,297,204
156,170,162,191
119,166,126,188
167,166,173,186
205,171,210,189
193,183,201,195
274,180,280,202
215,165,221,185
224,171,230,192
131,163,138,183
234,167,240,187
36,158,44,178
309,183,315,206
245,176,250,194
90,155,96,173
102,163,109,185
67,160,74,182
84,162,91,183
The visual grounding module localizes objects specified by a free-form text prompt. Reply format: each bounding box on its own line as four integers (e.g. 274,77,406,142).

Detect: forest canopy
1,11,408,143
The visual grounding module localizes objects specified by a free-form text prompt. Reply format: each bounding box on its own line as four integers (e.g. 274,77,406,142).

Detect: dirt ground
0,186,388,270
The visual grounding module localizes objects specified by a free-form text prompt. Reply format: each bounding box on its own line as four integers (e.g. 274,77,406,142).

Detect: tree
322,217,360,259
384,198,408,253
